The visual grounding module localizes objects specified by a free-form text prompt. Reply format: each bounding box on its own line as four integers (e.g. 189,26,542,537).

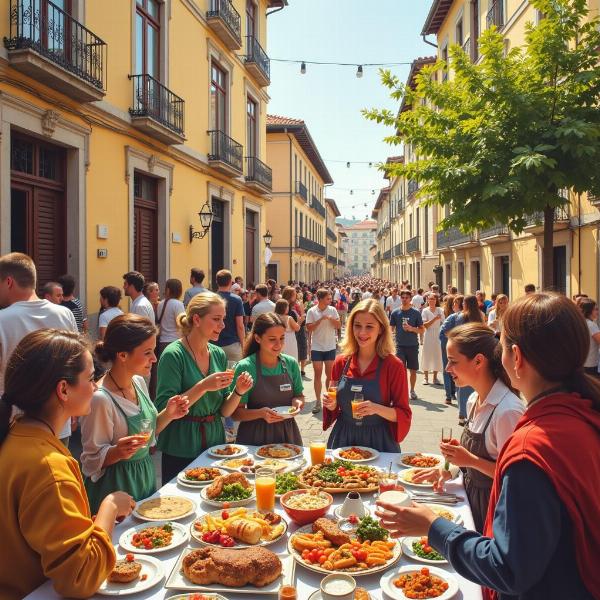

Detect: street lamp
189,201,213,242
263,230,273,246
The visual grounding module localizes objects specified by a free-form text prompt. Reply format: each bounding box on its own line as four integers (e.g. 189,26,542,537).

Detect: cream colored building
340,220,377,275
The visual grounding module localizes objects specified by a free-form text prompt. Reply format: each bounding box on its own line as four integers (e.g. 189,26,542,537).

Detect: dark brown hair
579,298,597,320
95,314,158,362
100,286,122,308
216,269,232,287
503,293,600,411
443,294,456,318
243,313,286,357
164,278,183,299
274,299,289,315
316,288,330,300
123,271,145,292
0,252,36,288
462,295,484,324
190,268,205,284
0,330,89,444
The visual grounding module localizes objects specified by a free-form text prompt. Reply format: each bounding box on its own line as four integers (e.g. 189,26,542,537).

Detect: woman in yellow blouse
0,329,134,600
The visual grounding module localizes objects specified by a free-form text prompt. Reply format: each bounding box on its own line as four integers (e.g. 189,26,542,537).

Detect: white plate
119,521,189,554
402,537,449,564
272,405,301,418
200,484,255,507
133,496,197,522
397,468,435,488
207,444,248,459
213,457,256,472
190,509,288,547
177,467,227,488
164,546,294,595
255,443,304,460
426,504,463,525
308,591,372,600
380,565,458,600
97,554,164,596
398,452,445,469
332,446,380,463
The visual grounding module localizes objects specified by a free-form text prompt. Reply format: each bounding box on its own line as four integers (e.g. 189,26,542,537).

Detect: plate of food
298,459,382,493
332,446,380,463
213,456,256,472
426,505,463,525
200,473,255,507
255,443,303,460
207,444,248,459
98,553,164,595
397,468,434,488
401,537,449,565
177,467,227,488
398,453,444,469
164,545,294,595
380,565,458,600
166,594,229,600
271,405,301,418
119,521,189,554
288,516,401,576
191,507,287,548
133,496,197,522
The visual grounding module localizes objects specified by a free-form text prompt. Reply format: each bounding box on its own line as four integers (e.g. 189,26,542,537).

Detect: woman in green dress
80,314,190,513
156,292,253,484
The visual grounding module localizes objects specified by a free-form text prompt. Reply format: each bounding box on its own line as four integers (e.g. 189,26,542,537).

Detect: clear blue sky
267,0,433,221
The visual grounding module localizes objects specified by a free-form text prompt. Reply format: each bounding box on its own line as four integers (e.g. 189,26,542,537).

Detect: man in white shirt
385,288,402,315
123,271,155,324
0,253,78,445
411,288,425,311
250,284,275,322
306,288,341,413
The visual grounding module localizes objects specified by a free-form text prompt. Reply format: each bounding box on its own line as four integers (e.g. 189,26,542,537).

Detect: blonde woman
487,294,509,334
322,299,412,452
156,292,253,483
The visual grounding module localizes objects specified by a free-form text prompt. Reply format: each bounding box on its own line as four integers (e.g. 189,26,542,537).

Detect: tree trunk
541,204,555,291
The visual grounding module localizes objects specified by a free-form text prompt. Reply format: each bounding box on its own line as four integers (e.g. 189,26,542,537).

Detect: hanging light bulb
350,190,354,195
372,190,375,195
356,65,363,78
368,162,373,167
346,161,350,168
300,62,306,74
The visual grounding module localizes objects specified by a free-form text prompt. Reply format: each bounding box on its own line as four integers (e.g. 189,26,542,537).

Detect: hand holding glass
139,419,153,448
352,393,364,426
442,427,452,470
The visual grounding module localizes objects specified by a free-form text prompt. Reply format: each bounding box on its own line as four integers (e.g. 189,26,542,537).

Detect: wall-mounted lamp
190,201,213,242
263,229,273,246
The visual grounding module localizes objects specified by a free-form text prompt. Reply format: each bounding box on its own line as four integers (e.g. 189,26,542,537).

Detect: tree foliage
364,0,600,287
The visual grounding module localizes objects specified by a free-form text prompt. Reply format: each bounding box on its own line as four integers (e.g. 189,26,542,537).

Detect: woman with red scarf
376,293,600,600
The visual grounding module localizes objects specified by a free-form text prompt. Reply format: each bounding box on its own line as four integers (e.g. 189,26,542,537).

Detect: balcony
295,181,307,202
408,179,419,196
479,223,511,243
524,206,570,233
327,254,337,264
4,0,106,102
487,0,504,29
338,259,345,267
383,249,391,261
462,38,471,60
129,74,185,144
327,227,337,241
245,156,272,193
245,35,270,87
311,196,326,218
296,236,325,256
436,227,479,249
206,0,241,50
406,235,421,254
207,130,243,175
393,242,403,257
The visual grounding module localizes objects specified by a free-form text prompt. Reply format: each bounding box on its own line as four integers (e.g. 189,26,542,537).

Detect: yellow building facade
0,0,285,326
265,114,333,283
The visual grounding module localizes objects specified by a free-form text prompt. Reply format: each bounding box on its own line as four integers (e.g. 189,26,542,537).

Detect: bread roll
226,518,262,544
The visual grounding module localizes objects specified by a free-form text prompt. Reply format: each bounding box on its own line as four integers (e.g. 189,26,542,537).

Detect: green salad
216,483,252,502
275,473,299,495
412,537,444,561
355,515,389,542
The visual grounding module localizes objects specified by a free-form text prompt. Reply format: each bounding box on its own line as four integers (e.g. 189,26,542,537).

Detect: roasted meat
312,517,352,546
205,472,251,500
182,546,282,587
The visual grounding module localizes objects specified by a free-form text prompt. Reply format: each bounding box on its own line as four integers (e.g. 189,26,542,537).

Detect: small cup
378,489,411,507
320,573,356,600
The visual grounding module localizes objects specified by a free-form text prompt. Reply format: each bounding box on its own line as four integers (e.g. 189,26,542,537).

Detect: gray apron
235,355,303,445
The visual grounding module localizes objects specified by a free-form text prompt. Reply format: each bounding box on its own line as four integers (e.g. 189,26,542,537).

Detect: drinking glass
139,418,153,448
226,360,237,375
352,392,364,427
310,442,327,465
255,467,276,512
327,380,338,400
442,427,452,470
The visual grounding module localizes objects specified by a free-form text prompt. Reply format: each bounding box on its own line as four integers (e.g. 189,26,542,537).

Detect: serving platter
380,565,459,600
164,546,295,595
119,521,189,554
332,446,380,463
401,537,449,565
133,496,197,522
398,452,444,469
177,468,227,489
207,444,248,459
97,554,164,596
199,484,255,508
298,462,382,494
255,443,303,460
397,468,435,488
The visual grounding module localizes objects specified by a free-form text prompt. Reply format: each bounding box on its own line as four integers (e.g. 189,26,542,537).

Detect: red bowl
280,489,333,526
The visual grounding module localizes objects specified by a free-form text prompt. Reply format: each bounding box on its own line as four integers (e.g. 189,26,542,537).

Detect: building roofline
421,0,454,36
399,56,437,114
325,198,341,217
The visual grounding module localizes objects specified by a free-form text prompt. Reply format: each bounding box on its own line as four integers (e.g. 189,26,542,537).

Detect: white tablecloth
26,447,483,600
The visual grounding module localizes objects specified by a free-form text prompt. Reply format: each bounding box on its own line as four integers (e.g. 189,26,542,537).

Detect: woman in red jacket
322,299,411,452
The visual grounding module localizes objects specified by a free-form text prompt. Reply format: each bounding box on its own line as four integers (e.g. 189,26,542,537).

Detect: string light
356,65,363,78
300,61,306,74
271,58,412,68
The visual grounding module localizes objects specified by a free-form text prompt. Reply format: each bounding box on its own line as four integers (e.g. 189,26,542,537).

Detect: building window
246,0,256,39
246,96,257,156
210,62,227,132
136,0,160,79
456,18,463,46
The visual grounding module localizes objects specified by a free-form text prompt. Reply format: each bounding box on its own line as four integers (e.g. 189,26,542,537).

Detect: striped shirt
61,298,87,333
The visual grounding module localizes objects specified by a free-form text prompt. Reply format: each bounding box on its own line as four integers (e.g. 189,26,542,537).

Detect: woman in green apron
232,313,305,445
156,292,254,484
80,314,189,513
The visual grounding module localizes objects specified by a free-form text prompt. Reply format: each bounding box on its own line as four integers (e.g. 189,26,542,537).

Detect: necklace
185,335,198,365
108,371,136,402
29,415,56,436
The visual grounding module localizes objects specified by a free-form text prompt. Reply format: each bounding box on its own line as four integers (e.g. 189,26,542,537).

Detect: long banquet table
27,446,483,600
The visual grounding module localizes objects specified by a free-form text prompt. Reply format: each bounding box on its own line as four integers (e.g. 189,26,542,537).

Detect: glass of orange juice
351,393,364,427
139,419,153,447
327,380,338,401
255,467,276,512
310,442,327,465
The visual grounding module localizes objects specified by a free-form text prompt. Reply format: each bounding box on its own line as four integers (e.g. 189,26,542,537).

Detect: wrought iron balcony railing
207,130,243,173
525,206,570,227
383,249,392,261
295,181,307,202
408,179,419,196
436,227,478,248
296,236,325,256
327,226,337,241
406,235,421,253
206,0,241,49
338,259,345,267
130,74,185,135
245,156,272,191
479,223,510,239
393,242,403,257
5,0,107,91
312,196,326,218
327,254,337,264
487,0,504,29
245,35,270,85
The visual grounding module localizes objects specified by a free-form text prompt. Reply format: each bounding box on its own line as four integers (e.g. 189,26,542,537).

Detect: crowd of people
0,251,599,599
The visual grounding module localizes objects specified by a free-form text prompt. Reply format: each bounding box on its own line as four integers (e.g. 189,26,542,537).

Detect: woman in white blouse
413,322,524,531
421,293,444,385
156,279,186,359
80,314,189,513
487,294,509,334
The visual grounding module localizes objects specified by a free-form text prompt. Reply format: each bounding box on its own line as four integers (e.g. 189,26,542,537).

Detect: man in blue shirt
390,290,424,401
215,269,245,362
183,267,208,307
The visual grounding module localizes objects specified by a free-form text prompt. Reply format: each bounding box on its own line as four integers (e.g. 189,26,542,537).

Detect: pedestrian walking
421,294,444,385
580,298,600,377
183,268,208,307
123,271,155,324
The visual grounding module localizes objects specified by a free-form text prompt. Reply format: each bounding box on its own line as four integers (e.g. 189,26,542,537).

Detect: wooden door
211,198,225,288
245,209,256,285
134,172,158,282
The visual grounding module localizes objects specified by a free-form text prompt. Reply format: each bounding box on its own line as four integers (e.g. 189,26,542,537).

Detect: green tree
364,0,600,290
